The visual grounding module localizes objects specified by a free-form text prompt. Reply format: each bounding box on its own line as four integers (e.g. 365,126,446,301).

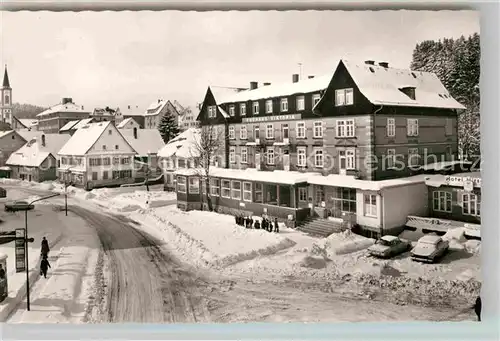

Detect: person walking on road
41,236,50,258
274,218,280,233
40,256,51,279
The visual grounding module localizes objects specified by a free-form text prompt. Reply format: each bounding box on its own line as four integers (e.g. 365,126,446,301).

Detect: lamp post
24,193,60,311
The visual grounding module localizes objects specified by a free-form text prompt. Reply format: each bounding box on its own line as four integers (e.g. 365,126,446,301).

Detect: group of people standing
235,215,280,233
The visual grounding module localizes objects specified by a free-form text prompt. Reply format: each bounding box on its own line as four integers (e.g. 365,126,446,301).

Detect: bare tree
190,125,225,211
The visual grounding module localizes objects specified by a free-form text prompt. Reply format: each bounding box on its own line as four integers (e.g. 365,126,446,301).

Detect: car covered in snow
410,234,449,263
367,235,411,258
4,200,34,212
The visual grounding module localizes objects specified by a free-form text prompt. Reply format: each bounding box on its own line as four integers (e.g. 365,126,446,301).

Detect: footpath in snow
6,211,101,323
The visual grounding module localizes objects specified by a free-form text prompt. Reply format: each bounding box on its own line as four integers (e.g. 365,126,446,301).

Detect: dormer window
265,100,273,114
240,103,246,116
229,105,235,117
252,102,259,115
335,88,354,106
399,86,416,100
280,98,288,112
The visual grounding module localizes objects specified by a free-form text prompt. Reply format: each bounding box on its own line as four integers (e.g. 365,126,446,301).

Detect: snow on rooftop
59,120,80,132
116,117,135,128
16,129,43,142
36,101,90,117
175,168,310,185
0,130,14,139
17,119,38,128
121,129,165,155
6,134,71,167
158,128,200,159
58,121,112,155
217,105,230,119
143,99,170,116
342,60,465,110
308,173,428,191
71,118,95,130
424,171,481,188
212,74,331,105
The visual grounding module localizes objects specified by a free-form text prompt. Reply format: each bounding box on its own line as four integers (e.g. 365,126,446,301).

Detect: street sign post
15,228,26,273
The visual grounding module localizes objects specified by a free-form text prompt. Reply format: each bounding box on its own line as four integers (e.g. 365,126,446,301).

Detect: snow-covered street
0,179,480,322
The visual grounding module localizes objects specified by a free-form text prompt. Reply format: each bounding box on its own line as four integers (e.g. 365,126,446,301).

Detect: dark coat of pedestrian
234,215,239,225
0,264,5,280
254,220,261,229
249,218,254,228
40,258,51,278
474,296,481,321
268,222,274,232
274,218,280,233
41,237,50,257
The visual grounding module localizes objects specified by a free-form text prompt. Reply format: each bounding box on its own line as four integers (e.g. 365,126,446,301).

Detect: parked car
4,200,34,212
0,187,6,198
411,234,449,263
368,235,412,258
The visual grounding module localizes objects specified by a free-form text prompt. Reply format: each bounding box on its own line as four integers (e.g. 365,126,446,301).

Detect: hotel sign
444,175,481,189
242,114,302,124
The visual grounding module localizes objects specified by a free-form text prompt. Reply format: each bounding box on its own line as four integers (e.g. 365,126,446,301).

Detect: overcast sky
1,10,479,111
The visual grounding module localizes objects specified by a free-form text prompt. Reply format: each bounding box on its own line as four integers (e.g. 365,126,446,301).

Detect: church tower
1,65,13,126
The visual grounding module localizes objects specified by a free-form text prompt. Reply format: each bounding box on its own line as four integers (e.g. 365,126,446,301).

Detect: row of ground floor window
174,169,481,236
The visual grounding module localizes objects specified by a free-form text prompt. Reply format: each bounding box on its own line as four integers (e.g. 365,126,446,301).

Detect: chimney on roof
308,75,315,79
250,81,258,90
292,74,299,83
364,60,375,65
133,127,138,139
62,98,73,105
158,99,161,103
379,62,389,68
128,105,131,109
263,82,271,86
41,134,46,147
81,106,84,110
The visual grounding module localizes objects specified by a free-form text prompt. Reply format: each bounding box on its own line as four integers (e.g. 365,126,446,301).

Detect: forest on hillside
410,33,480,160
11,103,47,119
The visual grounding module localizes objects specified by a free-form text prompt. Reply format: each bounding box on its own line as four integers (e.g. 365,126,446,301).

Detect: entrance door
255,153,261,170
282,150,290,171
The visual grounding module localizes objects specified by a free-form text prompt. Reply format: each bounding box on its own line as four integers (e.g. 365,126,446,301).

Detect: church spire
3,65,11,88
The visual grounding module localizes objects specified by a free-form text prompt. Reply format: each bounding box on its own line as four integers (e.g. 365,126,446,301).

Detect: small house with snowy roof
57,121,137,190
6,133,71,182
158,128,201,190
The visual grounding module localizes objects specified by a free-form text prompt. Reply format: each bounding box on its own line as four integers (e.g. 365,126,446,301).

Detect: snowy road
68,206,212,323
3,184,475,323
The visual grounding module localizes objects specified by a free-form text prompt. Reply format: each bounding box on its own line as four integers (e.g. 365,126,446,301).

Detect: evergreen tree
158,113,180,143
410,33,480,159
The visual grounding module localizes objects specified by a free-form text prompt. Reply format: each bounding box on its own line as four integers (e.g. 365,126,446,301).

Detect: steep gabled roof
157,128,200,159
117,117,138,129
341,59,465,109
120,129,165,155
6,134,71,167
58,121,113,155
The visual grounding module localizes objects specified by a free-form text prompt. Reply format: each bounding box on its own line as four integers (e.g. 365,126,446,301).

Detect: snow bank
312,230,374,259
91,190,176,212
131,206,296,268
